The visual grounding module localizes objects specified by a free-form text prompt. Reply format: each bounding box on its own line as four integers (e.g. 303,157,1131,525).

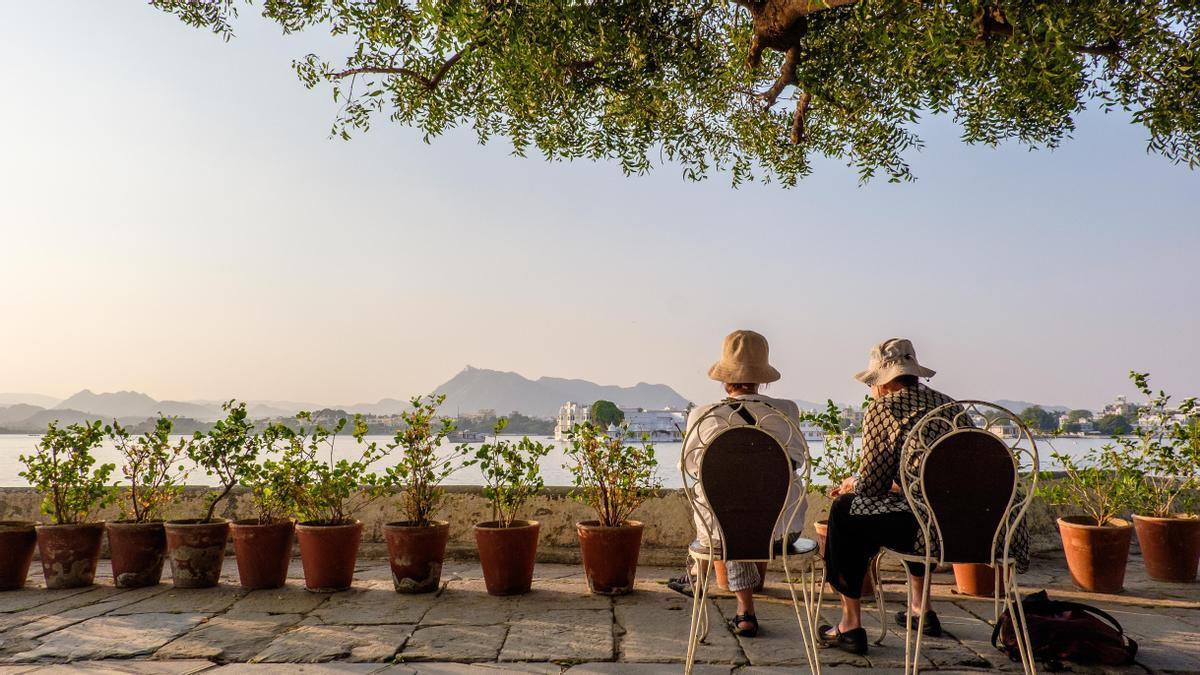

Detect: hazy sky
1,3,1196,411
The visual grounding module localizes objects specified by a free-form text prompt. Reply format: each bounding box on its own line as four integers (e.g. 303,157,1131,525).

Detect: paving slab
11,613,208,661
229,585,331,615
499,609,612,662
28,661,215,674
310,582,435,625
419,582,517,626
0,586,97,614
208,665,383,673
252,624,415,663
565,664,731,674
156,612,303,662
111,586,244,615
381,665,562,674
401,625,508,662
615,593,743,664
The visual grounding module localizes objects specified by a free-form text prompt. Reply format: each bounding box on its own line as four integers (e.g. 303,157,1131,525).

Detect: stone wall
0,485,1066,565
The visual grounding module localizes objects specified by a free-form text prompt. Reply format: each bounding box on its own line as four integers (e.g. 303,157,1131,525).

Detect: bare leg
734,589,756,629
836,594,862,633
909,574,928,614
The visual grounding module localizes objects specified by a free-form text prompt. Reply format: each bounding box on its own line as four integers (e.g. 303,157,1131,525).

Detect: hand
829,475,856,498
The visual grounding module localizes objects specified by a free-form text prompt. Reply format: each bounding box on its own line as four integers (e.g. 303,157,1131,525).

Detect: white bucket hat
854,338,936,386
707,330,781,384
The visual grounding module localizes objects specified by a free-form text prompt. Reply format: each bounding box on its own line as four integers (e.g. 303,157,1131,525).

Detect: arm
854,402,901,499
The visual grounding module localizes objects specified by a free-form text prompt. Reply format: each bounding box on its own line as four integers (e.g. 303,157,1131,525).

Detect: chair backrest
900,400,1039,567
699,425,792,561
922,430,1016,564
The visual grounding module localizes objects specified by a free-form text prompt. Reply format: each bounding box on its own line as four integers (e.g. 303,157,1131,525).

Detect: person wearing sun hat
669,330,809,638
818,338,1028,655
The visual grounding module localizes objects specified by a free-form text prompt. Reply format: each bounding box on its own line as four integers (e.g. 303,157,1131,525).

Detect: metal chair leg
1005,563,1037,675
910,566,932,675
684,555,705,674
784,554,821,675
873,552,887,645
697,557,713,643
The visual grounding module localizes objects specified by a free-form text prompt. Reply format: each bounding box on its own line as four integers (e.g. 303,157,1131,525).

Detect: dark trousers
823,493,929,599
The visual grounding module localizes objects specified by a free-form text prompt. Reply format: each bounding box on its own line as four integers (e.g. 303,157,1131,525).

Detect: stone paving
0,552,1197,674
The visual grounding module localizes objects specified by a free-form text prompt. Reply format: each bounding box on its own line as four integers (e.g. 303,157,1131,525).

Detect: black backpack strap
1047,601,1128,638
723,398,757,425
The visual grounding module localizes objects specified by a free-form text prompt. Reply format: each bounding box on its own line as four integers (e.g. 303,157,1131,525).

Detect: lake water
0,434,1115,489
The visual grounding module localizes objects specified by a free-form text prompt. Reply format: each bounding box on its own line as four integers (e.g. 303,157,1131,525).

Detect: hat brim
855,364,936,386
708,361,781,384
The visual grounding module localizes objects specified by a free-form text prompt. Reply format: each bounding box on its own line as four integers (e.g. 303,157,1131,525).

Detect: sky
0,3,1196,412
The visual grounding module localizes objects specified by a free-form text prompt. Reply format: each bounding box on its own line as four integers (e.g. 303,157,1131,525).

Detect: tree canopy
152,0,1199,184
589,400,625,428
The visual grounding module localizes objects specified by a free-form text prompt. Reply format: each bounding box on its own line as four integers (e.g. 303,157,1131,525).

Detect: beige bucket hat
854,338,936,386
708,330,781,384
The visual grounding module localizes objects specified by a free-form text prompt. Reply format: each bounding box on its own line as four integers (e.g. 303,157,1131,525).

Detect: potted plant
1123,372,1200,582
801,400,882,594
107,417,189,588
0,520,37,591
230,424,305,590
464,418,552,596
1040,442,1142,593
565,421,661,595
166,400,258,588
277,411,388,592
18,420,115,589
380,394,467,594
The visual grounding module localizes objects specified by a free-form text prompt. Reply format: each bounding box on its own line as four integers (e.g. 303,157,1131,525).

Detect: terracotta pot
475,520,540,596
577,520,644,596
35,522,105,589
814,519,829,557
383,520,449,594
165,519,230,588
952,563,996,596
296,520,362,592
107,521,167,588
0,521,37,591
1058,516,1132,593
231,519,295,590
1133,514,1200,583
713,561,768,593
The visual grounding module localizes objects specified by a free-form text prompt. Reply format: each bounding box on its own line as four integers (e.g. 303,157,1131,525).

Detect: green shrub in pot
19,420,115,588
107,417,189,587
464,418,552,595
378,394,468,593
1121,371,1200,582
566,421,661,595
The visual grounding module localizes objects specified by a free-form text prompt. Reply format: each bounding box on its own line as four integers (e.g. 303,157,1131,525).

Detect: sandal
666,573,695,598
818,624,868,655
894,609,943,637
730,613,759,637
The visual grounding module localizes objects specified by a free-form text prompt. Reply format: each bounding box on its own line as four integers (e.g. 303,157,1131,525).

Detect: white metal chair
680,399,823,675
874,400,1039,675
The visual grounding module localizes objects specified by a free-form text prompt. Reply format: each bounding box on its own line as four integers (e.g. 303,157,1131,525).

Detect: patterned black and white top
851,382,1029,571
850,383,960,517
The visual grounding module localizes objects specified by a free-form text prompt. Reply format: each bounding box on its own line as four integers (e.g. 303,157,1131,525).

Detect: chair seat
689,537,819,558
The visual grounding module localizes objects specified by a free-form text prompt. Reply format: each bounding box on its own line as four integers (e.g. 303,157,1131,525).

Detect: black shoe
818,624,868,654
730,613,759,637
666,574,694,598
894,610,943,637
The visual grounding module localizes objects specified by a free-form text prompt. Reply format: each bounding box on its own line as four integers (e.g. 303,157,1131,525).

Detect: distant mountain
0,393,61,408
0,404,45,425
994,399,1070,414
5,408,99,430
793,399,827,412
432,366,690,418
342,398,411,416
56,390,163,419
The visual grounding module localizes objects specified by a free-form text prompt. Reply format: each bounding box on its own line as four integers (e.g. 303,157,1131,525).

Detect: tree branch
754,45,799,108
790,91,811,144
331,45,473,91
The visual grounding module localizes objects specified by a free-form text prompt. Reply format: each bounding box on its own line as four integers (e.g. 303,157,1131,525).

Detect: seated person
819,338,1029,654
671,329,809,638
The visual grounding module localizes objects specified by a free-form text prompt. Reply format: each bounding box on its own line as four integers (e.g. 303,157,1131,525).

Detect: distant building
611,407,689,442
1100,395,1139,419
554,402,590,441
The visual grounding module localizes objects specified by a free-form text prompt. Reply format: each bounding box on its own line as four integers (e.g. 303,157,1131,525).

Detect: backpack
992,590,1138,670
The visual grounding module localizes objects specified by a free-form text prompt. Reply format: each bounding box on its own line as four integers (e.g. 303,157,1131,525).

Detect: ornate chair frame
680,398,823,675
875,400,1039,675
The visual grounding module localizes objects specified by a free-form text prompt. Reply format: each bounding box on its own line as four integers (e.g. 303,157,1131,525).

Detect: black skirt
823,493,930,599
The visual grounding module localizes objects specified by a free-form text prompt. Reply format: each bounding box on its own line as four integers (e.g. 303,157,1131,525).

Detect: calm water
0,434,1114,489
